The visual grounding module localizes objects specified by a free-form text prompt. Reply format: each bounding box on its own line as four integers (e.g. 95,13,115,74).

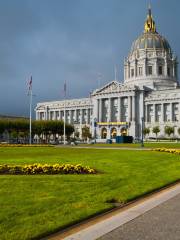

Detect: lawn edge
38,179,180,240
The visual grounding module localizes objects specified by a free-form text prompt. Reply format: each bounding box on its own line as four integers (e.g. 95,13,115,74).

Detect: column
74,109,77,123
145,104,148,123
143,58,147,76
155,59,157,76
36,111,39,120
117,97,121,122
46,107,49,120
98,99,102,122
170,103,173,122
135,59,137,77
128,61,130,78
164,58,168,77
70,110,73,124
86,109,89,124
80,109,83,125
161,103,164,122
128,96,132,122
132,96,136,122
124,63,127,80
172,63,175,78
153,104,156,123
108,98,111,122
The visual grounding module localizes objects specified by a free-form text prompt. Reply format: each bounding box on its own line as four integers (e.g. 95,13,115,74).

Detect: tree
82,126,91,141
178,128,180,137
152,126,160,141
164,126,174,138
143,128,150,139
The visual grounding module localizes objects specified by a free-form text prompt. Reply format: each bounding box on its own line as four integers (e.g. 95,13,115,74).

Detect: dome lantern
144,4,156,33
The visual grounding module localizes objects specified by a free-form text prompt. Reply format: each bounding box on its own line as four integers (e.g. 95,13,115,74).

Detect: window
172,103,179,122
155,104,161,122
138,67,143,76
148,66,152,75
147,105,153,122
158,66,163,75
167,67,170,76
131,69,134,77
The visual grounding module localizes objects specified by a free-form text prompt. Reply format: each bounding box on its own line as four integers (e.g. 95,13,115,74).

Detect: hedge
0,144,53,147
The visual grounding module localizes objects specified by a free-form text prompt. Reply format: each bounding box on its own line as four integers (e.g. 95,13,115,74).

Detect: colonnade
36,108,92,125
145,102,179,123
97,96,136,123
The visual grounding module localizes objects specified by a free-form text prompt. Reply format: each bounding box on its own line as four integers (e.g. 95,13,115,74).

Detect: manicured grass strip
79,142,180,149
0,147,179,240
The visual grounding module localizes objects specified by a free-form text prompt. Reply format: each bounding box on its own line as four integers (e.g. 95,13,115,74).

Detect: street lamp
141,117,144,147
94,118,97,143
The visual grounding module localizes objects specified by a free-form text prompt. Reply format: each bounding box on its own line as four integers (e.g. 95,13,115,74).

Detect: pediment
92,81,138,95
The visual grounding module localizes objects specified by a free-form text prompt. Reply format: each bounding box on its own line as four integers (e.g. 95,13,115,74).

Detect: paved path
46,183,180,240
99,193,180,240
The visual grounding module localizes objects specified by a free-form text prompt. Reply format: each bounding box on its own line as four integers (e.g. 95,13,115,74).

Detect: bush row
153,148,180,154
0,144,53,147
0,163,96,175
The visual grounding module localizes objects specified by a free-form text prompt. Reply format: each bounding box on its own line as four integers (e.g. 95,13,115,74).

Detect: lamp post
94,118,97,143
141,117,144,147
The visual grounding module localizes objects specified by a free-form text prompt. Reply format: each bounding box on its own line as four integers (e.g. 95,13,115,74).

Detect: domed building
35,6,180,141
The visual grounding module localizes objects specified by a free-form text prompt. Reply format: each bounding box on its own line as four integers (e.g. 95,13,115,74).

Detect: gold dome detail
144,5,156,33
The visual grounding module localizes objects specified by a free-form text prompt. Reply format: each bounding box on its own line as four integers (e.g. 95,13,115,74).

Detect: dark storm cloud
0,0,180,117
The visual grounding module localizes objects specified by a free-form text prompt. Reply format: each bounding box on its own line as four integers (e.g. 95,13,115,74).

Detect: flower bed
0,144,53,147
0,163,96,175
153,148,180,154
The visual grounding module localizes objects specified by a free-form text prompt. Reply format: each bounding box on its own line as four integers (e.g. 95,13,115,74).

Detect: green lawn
0,147,180,240
79,142,180,149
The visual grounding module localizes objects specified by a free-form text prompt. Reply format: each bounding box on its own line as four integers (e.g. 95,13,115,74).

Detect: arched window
101,128,107,139
111,128,117,139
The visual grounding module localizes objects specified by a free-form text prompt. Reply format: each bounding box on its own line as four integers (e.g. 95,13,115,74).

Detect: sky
0,0,180,117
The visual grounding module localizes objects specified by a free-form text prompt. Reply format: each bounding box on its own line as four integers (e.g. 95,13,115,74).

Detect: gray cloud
0,0,179,117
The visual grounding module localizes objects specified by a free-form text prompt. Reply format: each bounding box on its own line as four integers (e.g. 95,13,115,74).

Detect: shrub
153,148,180,155
0,163,96,175
0,144,53,147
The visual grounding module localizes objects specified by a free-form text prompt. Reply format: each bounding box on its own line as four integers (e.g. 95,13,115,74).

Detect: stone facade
35,7,180,141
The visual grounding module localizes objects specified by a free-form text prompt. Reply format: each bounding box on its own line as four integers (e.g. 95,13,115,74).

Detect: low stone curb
45,181,180,240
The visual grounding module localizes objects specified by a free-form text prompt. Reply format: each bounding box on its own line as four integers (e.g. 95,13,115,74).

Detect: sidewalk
46,182,180,240
99,192,180,240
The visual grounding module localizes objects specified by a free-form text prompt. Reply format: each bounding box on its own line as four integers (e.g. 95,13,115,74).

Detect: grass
0,147,180,240
79,142,180,149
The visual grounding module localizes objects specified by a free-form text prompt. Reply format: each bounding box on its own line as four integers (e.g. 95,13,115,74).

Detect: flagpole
63,81,66,145
29,76,32,145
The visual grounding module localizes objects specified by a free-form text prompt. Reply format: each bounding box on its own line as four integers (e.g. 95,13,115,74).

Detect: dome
131,32,171,53
130,5,171,54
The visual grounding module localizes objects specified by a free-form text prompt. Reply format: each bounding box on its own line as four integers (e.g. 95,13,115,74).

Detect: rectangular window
172,103,179,122
155,104,161,122
131,69,134,77
158,66,163,75
138,67,143,76
164,103,170,122
147,105,153,122
148,66,152,75
167,67,170,76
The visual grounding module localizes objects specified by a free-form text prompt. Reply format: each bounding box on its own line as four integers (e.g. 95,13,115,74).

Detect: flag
28,76,32,92
64,81,66,97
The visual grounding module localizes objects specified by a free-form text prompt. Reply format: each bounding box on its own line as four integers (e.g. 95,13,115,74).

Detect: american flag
28,76,32,91
64,81,66,97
